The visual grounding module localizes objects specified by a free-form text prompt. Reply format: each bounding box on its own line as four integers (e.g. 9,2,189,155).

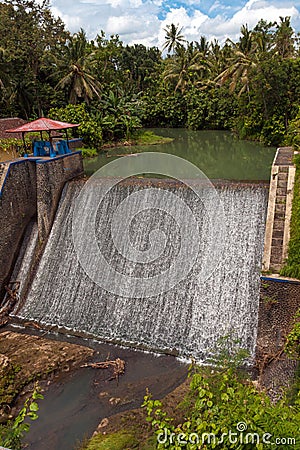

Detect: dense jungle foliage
0,0,300,149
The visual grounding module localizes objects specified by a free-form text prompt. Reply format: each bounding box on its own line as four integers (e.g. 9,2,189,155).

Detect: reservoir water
84,129,275,180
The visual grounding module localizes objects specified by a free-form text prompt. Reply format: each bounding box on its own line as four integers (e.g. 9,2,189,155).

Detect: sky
45,0,300,48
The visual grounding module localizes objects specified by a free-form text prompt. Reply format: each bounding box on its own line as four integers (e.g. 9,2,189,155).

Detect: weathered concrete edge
261,275,300,285
0,152,84,299
34,150,82,164
262,147,296,272
0,151,82,196
0,158,38,197
282,166,296,262
262,162,279,271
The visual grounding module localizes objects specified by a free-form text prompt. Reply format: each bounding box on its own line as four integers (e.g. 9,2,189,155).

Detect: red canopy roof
5,117,80,133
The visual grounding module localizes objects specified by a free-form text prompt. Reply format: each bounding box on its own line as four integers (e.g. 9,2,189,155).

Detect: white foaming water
18,179,268,361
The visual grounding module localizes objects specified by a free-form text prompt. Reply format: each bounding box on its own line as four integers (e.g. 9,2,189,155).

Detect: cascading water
9,220,39,299
17,177,268,362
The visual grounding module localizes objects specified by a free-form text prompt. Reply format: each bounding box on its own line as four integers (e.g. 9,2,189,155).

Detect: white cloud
46,0,300,48
51,6,81,29
107,15,143,34
157,0,300,47
214,0,300,42
209,1,238,14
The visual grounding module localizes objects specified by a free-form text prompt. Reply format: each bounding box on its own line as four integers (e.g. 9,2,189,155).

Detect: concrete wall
256,276,300,399
259,148,300,398
262,147,296,272
0,152,83,300
36,152,83,241
0,160,37,299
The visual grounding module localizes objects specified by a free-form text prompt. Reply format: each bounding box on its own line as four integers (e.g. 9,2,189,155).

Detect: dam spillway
16,177,268,361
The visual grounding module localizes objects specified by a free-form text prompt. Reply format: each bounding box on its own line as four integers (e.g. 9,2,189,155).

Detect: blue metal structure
32,140,71,158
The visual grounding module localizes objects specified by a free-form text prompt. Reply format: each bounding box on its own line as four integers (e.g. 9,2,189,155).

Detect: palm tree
252,19,276,54
209,39,224,77
195,36,210,57
8,79,34,119
274,16,295,58
54,30,101,104
215,25,258,98
163,43,209,92
163,23,186,54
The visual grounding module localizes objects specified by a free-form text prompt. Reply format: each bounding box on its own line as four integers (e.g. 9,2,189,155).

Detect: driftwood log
81,358,125,381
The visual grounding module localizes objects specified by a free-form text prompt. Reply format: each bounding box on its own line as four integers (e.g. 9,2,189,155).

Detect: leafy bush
0,384,43,450
236,112,263,141
142,336,300,449
141,89,187,128
49,104,103,149
80,147,98,158
142,364,300,449
285,310,300,359
0,137,34,156
260,116,286,146
285,110,300,150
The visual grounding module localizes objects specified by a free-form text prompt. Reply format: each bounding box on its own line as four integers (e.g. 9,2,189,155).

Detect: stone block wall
36,152,83,241
256,277,300,398
262,147,296,272
0,160,37,299
0,152,83,299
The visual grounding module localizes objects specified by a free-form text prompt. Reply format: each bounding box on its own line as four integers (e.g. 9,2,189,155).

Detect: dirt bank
0,326,188,449
0,330,94,422
80,377,191,449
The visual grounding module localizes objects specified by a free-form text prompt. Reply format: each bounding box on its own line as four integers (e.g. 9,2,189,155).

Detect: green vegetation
141,337,300,449
285,309,300,358
49,104,103,149
281,154,300,279
0,137,33,156
81,431,138,450
135,130,174,146
0,384,43,450
80,337,300,450
0,1,299,154
80,147,98,159
142,364,300,449
104,130,173,150
0,362,21,405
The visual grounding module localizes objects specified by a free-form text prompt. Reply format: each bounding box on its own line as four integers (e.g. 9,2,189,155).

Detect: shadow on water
15,330,187,450
84,129,276,181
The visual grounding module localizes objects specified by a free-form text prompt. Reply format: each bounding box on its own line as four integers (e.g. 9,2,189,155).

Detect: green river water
84,129,276,180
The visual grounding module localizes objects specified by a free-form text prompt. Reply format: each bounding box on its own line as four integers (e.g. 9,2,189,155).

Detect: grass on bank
281,153,300,279
82,130,174,159
81,431,138,450
135,130,173,146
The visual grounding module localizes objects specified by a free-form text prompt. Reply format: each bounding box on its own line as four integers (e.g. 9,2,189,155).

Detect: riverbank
78,377,191,449
0,330,94,424
81,130,174,159
0,327,188,449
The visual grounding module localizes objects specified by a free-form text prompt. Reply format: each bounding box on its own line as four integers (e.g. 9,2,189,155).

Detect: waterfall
17,178,268,362
8,220,38,300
